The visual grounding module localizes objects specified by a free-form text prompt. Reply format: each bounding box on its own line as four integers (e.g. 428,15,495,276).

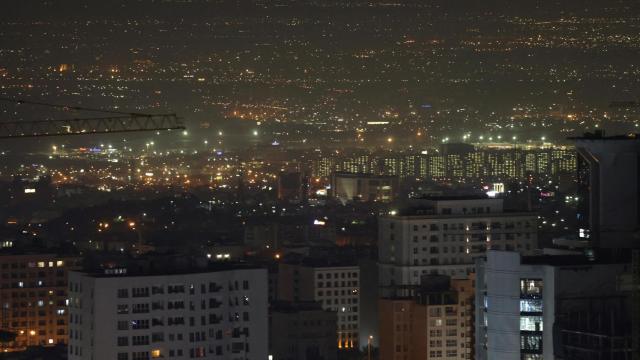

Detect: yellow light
48,339,54,344
151,349,161,358
29,330,36,336
128,222,136,228
387,137,393,143
274,253,281,260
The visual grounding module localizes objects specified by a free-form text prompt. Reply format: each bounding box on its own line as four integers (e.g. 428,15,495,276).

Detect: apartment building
378,196,537,288
68,264,268,360
277,257,360,350
379,275,474,360
0,251,80,351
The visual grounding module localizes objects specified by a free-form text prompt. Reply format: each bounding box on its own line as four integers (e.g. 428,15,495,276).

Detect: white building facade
475,250,631,360
475,251,553,360
378,198,538,287
68,267,268,360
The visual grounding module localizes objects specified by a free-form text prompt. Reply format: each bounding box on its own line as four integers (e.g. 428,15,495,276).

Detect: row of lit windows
0,260,65,269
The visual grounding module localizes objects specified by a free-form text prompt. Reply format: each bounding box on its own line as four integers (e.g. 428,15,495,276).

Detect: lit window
56,260,64,267
38,262,45,268
151,349,161,358
520,316,543,331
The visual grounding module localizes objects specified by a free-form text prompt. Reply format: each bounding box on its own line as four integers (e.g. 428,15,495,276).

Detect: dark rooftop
569,130,640,141
521,249,631,266
78,253,264,278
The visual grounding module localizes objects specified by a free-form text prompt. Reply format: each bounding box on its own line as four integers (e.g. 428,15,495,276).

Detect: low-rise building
269,301,337,360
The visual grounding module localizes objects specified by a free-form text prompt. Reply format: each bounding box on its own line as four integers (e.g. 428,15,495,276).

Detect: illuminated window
520,316,543,332
151,349,161,358
56,260,64,267
520,279,543,298
521,334,543,352
520,299,543,313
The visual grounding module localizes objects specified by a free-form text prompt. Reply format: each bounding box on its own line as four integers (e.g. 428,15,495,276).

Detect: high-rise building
573,131,640,248
475,250,633,360
0,252,80,351
269,301,337,360
378,196,538,288
68,264,268,360
379,275,474,360
277,258,360,350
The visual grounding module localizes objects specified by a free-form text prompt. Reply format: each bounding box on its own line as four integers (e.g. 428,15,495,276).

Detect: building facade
379,276,474,360
269,301,337,360
378,197,538,288
0,252,80,351
330,172,397,204
68,266,268,360
475,250,632,360
573,132,640,248
277,259,360,350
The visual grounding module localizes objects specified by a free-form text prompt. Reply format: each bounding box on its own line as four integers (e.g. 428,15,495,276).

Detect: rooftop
76,253,264,278
569,130,640,141
519,249,631,266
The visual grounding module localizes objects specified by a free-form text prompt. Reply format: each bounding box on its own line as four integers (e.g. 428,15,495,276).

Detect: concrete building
0,252,81,351
269,301,337,360
475,250,633,360
378,196,538,288
379,275,474,360
67,263,268,360
572,131,640,248
330,172,397,204
277,257,360,350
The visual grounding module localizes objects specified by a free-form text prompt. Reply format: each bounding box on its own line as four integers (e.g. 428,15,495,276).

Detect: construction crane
0,97,185,139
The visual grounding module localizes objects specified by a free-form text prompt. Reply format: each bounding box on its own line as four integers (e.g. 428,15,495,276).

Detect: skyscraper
573,131,640,248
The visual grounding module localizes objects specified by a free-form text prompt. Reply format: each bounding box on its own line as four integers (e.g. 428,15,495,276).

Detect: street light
368,335,373,360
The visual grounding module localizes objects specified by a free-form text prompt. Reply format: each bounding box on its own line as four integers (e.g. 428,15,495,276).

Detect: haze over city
0,1,639,360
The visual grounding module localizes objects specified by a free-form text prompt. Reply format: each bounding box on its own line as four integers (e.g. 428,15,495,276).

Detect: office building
379,275,474,360
475,250,633,360
378,196,538,288
269,301,337,360
0,252,80,351
68,262,268,360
